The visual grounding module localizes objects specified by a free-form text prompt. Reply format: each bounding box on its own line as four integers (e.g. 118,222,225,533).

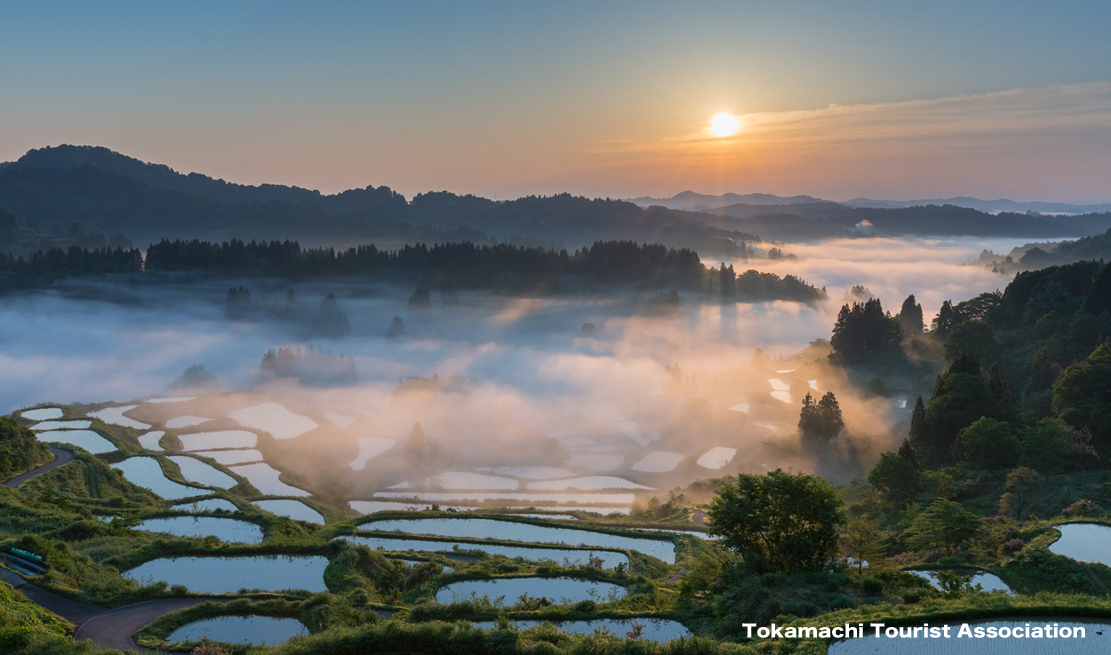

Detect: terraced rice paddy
124,555,330,593
136,516,264,544
164,415,210,428
89,405,150,429
630,451,685,473
167,616,307,646
202,449,264,465
36,429,116,454
111,457,208,500
167,456,238,488
339,535,629,569
138,431,165,451
177,431,258,451
1049,523,1111,566
696,447,736,469
31,419,92,431
253,499,325,524
21,407,63,421
361,517,676,563
229,462,310,496
471,618,691,643
229,402,318,440
436,577,626,605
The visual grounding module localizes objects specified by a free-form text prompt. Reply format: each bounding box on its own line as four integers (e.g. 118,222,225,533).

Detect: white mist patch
32,419,91,431
566,453,624,471
755,422,780,433
228,462,310,497
167,456,238,489
770,391,792,403
36,429,115,454
808,380,819,390
145,397,195,404
89,405,150,430
253,499,325,524
20,407,62,421
728,403,750,413
165,415,210,429
202,449,264,466
481,466,576,480
349,437,397,470
230,402,318,440
527,476,653,490
138,431,165,451
768,379,790,391
389,472,520,491
631,451,686,472
177,431,258,451
325,411,356,428
112,457,206,500
696,446,737,469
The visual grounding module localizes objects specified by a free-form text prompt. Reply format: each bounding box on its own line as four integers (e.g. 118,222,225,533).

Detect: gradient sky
2,1,1110,201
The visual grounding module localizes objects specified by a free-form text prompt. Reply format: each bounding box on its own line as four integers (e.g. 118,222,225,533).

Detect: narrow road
75,597,217,652
691,509,707,526
3,447,74,488
1,567,216,652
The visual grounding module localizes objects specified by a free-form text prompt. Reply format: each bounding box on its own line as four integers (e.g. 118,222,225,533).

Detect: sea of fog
0,236,1025,416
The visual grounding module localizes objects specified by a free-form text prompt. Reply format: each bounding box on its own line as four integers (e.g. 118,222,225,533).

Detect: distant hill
627,190,833,211
0,145,757,254
630,189,1111,216
844,196,1111,214
3,145,1111,249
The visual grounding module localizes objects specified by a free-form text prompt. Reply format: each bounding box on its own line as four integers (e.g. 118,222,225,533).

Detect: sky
2,0,1110,202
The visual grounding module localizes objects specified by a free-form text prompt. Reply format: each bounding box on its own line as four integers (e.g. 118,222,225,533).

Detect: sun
709,112,741,137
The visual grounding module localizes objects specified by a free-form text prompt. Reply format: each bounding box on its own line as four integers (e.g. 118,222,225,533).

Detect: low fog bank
2,236,1026,501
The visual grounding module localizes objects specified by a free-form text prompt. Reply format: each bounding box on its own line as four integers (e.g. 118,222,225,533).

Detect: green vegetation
0,418,52,482
708,470,843,574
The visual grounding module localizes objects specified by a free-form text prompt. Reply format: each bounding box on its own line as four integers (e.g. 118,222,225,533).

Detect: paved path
75,597,216,652
1,567,215,652
3,447,74,488
691,509,706,526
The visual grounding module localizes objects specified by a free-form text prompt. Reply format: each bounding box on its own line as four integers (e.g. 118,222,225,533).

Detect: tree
1084,264,1111,315
1052,343,1111,456
932,300,963,337
916,354,1012,468
867,453,921,507
798,391,845,444
830,298,904,365
707,469,844,573
404,423,441,476
953,417,1019,469
943,320,1000,365
903,499,981,555
903,395,927,469
719,262,736,302
897,294,924,337
999,467,1043,520
839,516,887,572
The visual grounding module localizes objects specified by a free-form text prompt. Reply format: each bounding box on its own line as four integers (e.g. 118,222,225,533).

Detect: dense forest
0,237,825,302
